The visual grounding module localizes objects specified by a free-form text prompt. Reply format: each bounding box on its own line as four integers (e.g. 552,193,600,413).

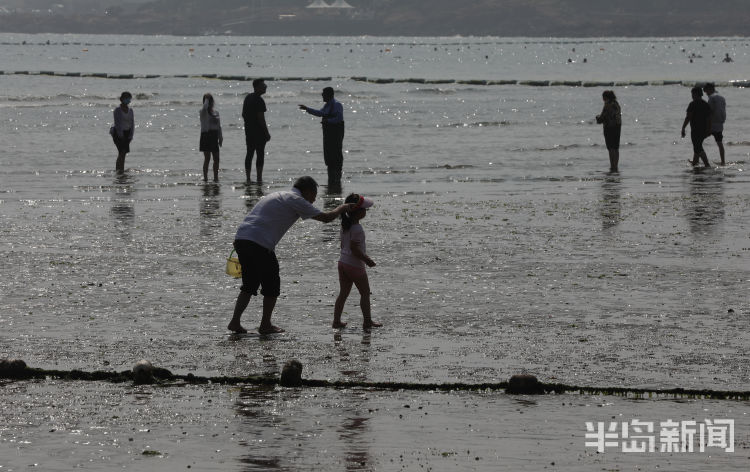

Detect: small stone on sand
280,360,303,387
507,374,544,394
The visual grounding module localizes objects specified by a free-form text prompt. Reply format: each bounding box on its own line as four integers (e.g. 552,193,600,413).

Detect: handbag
225,249,242,278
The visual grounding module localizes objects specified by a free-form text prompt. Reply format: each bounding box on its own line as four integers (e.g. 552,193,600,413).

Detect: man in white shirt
703,83,727,165
228,176,354,335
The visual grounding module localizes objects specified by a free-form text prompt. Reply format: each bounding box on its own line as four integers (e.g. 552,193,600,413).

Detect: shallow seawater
2,34,750,470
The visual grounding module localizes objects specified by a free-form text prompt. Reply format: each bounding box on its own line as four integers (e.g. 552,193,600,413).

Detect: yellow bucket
225,249,242,278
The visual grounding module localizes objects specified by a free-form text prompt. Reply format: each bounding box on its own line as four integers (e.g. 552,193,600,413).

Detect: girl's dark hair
602,90,616,101
341,193,360,231
120,91,132,102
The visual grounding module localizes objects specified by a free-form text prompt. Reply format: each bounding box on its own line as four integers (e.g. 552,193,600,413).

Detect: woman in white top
111,91,134,172
333,193,382,330
199,93,223,182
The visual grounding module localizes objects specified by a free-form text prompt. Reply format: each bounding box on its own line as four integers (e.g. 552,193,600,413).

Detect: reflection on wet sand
243,182,265,211
599,174,622,230
232,332,375,471
334,332,373,471
199,182,222,237
234,385,375,471
235,385,294,471
339,412,372,472
110,172,135,239
333,331,372,382
685,169,725,235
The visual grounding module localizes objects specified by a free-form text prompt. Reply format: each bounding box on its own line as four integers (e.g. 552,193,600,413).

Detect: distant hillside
1,0,749,36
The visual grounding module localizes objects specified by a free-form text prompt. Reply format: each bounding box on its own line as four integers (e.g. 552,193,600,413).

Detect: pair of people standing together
243,79,346,187
111,89,224,180
681,83,726,167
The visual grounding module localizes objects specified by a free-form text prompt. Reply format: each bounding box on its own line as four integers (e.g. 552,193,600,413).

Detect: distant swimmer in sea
199,93,223,182
681,86,712,168
299,87,345,190
595,90,622,172
227,176,355,335
332,193,381,331
703,83,727,165
722,53,733,63
111,91,134,173
242,79,271,183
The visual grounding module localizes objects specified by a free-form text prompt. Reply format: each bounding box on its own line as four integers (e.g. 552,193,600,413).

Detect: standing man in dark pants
299,87,345,189
681,86,712,168
243,79,271,182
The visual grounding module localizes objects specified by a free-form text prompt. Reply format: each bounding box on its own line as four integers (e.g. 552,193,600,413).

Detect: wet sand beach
2,34,750,470
1,380,748,471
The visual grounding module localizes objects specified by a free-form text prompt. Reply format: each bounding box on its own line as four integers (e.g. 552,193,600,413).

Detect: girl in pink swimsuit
333,193,382,330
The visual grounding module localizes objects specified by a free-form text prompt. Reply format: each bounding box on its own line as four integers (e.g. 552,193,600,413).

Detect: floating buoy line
2,359,749,400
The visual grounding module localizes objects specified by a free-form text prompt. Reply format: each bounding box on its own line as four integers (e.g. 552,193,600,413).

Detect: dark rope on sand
2,360,749,401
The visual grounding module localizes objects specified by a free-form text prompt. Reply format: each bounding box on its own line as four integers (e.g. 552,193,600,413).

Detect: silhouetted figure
299,87,345,188
227,176,355,335
681,87,712,168
722,53,733,63
596,90,622,172
242,79,270,182
199,93,223,182
111,91,134,172
332,193,381,331
703,82,727,165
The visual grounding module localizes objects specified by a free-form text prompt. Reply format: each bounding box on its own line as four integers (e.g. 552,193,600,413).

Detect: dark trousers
244,129,266,171
322,122,344,186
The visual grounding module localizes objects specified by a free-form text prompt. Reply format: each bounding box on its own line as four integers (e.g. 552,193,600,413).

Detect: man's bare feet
363,321,382,330
332,321,347,329
258,325,285,335
227,323,247,334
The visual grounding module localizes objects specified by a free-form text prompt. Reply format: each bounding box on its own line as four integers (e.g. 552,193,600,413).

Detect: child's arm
350,240,376,267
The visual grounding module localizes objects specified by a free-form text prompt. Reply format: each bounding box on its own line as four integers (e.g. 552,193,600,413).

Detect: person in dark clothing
299,87,345,189
111,91,134,172
596,90,622,172
681,86,712,168
703,82,727,165
242,79,271,182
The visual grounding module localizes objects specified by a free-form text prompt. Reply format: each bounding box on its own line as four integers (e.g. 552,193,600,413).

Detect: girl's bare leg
352,273,380,329
333,265,353,328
